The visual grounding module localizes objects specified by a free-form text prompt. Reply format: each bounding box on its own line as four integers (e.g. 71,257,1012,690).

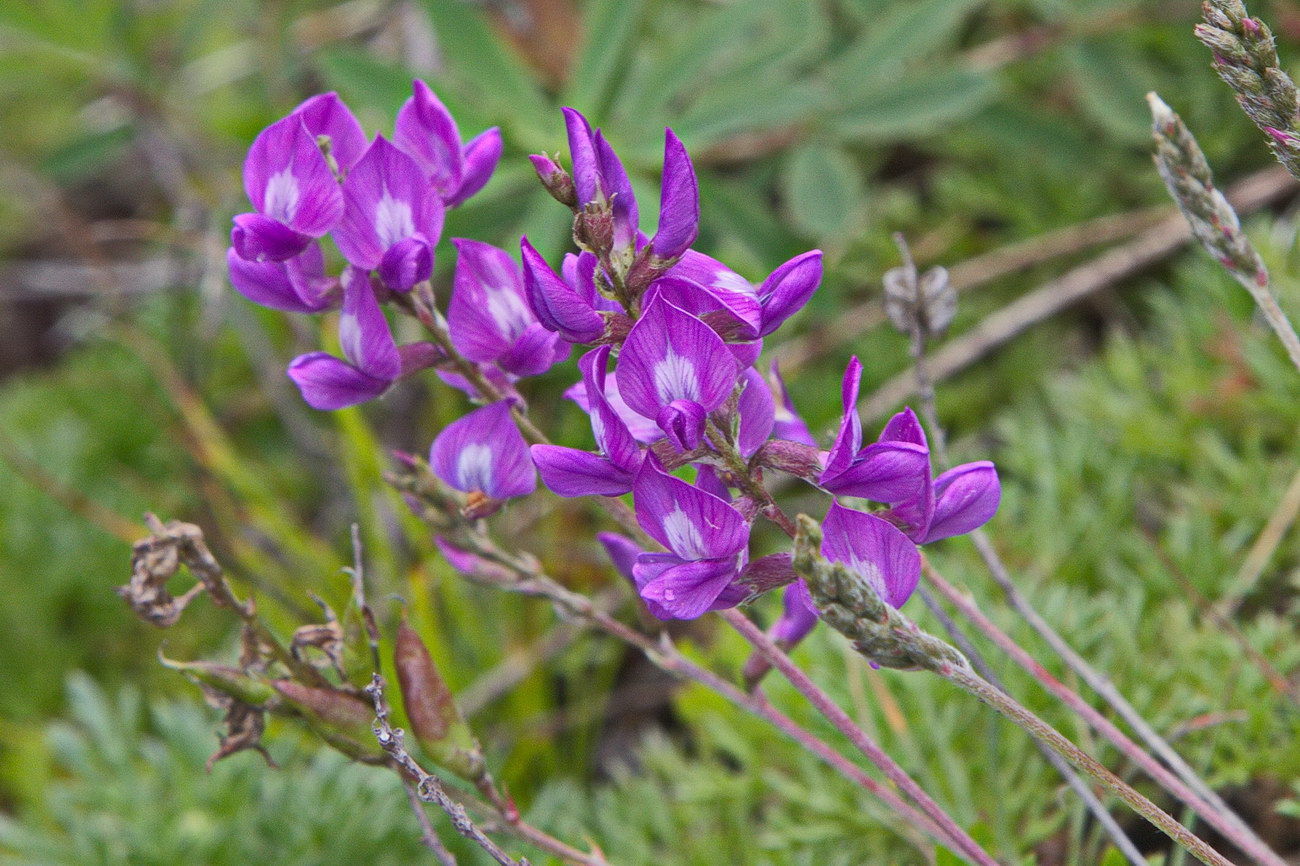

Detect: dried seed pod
394,617,485,782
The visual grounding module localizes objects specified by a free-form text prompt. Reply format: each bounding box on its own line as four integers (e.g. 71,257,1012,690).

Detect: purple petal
429,401,535,499
294,92,368,171
435,538,515,582
821,502,921,609
562,108,601,207
772,580,819,645
243,114,342,238
566,370,662,445
639,556,739,620
448,127,502,207
579,346,641,471
821,441,930,503
520,236,604,343
694,465,731,501
499,323,564,378
663,251,762,335
822,357,863,478
650,129,699,260
230,213,312,263
394,80,463,200
656,400,707,451
737,367,775,458
594,129,638,250
922,461,1000,543
728,340,764,368
770,362,816,446
643,275,759,339
436,363,517,402
757,250,823,337
287,352,389,410
226,244,335,313
449,238,532,361
633,455,748,560
597,532,643,584
379,235,433,292
615,296,739,422
337,266,400,379
335,136,445,271
564,252,620,313
531,445,635,497
397,342,445,375
881,407,928,448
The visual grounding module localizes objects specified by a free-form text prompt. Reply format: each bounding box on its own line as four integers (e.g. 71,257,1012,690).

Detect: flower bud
159,656,276,706
530,153,577,208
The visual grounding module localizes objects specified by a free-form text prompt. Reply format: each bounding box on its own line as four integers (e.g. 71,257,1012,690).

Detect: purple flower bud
235,114,343,262
821,501,921,610
520,236,605,343
771,580,818,645
450,239,565,378
448,127,502,207
656,400,709,451
430,401,536,501
294,92,369,172
334,136,444,290
615,296,739,447
594,129,638,253
226,242,337,313
756,250,823,337
650,129,699,261
531,153,576,207
562,108,602,208
922,461,1000,543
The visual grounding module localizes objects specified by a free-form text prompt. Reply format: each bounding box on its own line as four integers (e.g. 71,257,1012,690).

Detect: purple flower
819,359,1001,542
923,461,1000,543
658,251,762,337
520,236,606,343
563,108,639,254
287,267,441,409
232,114,343,262
430,401,536,507
226,242,338,313
395,80,502,207
630,456,750,619
532,346,644,497
614,296,739,451
333,136,445,291
819,358,931,506
648,129,699,261
294,92,369,173
821,501,921,610
756,250,823,337
449,239,568,378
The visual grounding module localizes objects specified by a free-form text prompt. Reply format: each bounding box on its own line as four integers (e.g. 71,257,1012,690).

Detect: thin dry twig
1220,461,1300,616
404,777,460,866
367,676,529,866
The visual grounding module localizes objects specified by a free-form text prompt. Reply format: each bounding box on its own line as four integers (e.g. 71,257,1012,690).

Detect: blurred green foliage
1,0,1298,862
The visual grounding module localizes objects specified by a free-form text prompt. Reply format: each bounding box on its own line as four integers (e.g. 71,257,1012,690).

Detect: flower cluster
228,87,1001,643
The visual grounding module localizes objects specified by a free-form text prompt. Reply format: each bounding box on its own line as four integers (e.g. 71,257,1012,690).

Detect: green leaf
782,143,866,241
563,0,645,116
419,0,552,143
826,0,984,97
829,67,998,142
1066,37,1159,145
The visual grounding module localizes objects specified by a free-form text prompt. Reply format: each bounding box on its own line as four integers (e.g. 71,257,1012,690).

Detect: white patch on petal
375,190,416,247
652,349,699,404
265,170,300,223
484,285,532,338
848,555,887,600
662,506,705,559
711,269,753,296
456,443,494,492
